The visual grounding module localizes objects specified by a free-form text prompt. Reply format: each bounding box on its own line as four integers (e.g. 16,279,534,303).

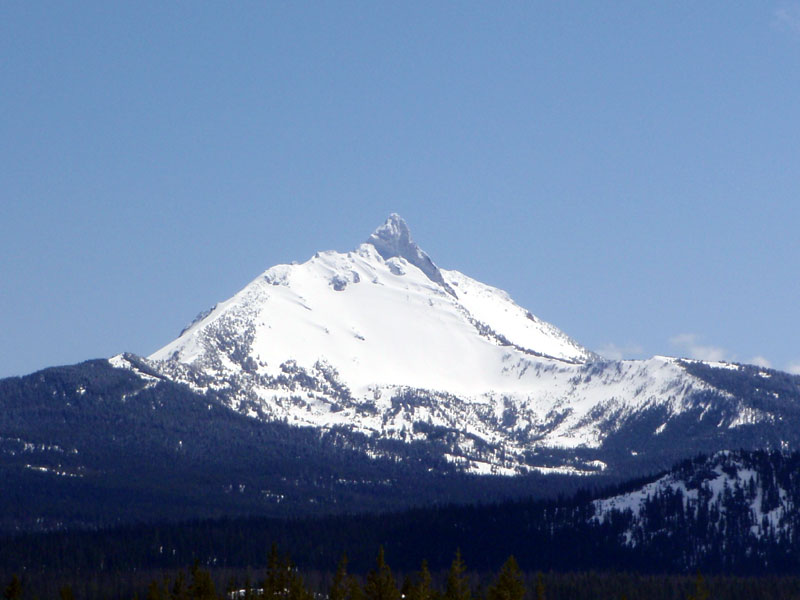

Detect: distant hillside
3,449,800,576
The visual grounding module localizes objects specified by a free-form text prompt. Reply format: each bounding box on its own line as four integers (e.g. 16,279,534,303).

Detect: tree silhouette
487,557,525,600
444,550,470,600
3,576,22,600
364,547,400,600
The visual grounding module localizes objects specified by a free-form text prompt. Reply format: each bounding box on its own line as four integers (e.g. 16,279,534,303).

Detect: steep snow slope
150,214,594,395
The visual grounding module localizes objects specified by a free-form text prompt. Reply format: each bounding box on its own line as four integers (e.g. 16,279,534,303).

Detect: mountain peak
366,213,417,261
366,214,454,294
370,213,412,246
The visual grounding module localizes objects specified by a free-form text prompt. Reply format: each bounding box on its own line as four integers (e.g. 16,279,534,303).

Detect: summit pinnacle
366,214,455,295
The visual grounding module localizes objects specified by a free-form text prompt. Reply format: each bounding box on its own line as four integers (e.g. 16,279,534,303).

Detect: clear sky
2,2,799,379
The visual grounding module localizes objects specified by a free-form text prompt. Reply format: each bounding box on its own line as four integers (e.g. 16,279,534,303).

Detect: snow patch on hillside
593,452,793,543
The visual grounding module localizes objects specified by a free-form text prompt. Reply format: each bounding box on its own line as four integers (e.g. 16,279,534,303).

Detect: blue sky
2,2,799,378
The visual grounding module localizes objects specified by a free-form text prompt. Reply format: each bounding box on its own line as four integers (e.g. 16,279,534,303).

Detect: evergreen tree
286,567,312,600
330,554,350,600
3,576,22,600
243,575,255,600
444,550,469,600
686,572,709,600
189,562,216,600
364,547,400,600
407,560,434,600
146,580,165,600
286,553,313,600
487,557,525,600
260,544,310,600
226,577,237,598
400,576,413,600
347,575,364,600
172,571,189,600
59,585,75,600
264,544,288,600
535,573,545,600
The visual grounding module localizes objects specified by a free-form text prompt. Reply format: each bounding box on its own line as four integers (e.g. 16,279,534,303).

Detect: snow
108,354,128,369
109,354,161,382
441,269,591,362
149,232,594,398
366,213,453,293
728,406,772,429
682,358,741,371
24,464,83,478
137,215,768,474
530,464,601,476
593,454,792,543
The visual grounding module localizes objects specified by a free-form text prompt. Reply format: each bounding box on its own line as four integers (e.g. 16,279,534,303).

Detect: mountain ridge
131,215,800,476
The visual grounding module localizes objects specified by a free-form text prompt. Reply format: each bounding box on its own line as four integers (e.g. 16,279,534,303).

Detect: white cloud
748,356,772,368
775,4,800,34
787,362,800,375
597,342,644,361
669,333,729,362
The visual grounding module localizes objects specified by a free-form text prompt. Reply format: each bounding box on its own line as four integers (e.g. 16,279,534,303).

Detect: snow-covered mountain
150,214,593,381
110,215,800,477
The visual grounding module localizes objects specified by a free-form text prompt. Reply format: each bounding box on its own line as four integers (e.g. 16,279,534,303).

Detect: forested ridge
0,359,605,532
4,450,800,583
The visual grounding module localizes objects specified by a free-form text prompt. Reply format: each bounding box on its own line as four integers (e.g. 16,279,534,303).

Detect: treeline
3,547,529,600
6,545,800,600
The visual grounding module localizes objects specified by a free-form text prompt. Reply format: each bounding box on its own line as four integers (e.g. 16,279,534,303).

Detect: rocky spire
366,214,456,296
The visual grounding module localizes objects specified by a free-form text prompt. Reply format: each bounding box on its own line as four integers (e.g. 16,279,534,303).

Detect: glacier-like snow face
132,216,786,476
149,217,595,393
